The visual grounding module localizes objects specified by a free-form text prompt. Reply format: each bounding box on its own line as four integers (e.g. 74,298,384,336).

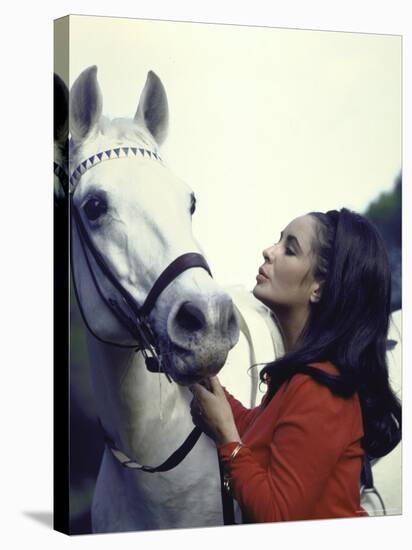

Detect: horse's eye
83,196,108,221
190,194,197,215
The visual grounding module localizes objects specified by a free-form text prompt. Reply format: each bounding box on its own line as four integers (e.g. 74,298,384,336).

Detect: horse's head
68,66,239,384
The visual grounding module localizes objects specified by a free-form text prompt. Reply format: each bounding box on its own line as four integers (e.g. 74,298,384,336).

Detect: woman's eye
83,196,108,221
285,248,295,256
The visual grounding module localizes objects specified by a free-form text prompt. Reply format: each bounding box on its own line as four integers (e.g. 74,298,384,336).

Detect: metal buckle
223,473,232,494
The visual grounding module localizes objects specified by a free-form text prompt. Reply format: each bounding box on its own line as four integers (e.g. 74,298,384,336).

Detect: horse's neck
228,285,284,357
86,333,193,466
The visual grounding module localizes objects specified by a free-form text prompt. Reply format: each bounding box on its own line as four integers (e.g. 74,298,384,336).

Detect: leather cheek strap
140,253,212,318
71,196,212,328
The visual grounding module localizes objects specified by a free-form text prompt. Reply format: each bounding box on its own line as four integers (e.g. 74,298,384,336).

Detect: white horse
65,65,284,532
56,66,402,532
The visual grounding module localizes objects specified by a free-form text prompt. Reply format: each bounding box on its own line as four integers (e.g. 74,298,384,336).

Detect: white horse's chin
161,346,229,386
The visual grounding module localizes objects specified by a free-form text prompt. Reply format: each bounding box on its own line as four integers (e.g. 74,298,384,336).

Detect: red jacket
218,362,368,523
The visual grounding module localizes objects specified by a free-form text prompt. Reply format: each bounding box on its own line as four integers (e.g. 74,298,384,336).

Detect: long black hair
260,208,401,459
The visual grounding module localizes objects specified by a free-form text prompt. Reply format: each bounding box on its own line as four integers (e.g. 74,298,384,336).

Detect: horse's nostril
227,309,240,344
228,311,237,332
175,302,206,333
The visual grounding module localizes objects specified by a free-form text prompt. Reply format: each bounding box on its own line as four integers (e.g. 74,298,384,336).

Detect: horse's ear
70,65,102,143
134,71,169,145
54,73,68,144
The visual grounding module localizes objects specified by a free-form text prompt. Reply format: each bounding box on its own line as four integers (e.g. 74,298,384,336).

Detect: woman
190,208,401,523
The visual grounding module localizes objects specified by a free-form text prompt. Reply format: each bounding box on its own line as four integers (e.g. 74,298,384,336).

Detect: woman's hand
189,377,241,445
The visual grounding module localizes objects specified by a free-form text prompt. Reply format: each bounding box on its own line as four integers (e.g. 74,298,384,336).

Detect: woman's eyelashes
190,193,196,215
275,233,296,256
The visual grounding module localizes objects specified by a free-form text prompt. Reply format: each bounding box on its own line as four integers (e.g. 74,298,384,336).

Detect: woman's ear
310,282,322,304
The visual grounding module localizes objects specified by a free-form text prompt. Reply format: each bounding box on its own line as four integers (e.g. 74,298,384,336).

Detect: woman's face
253,215,321,313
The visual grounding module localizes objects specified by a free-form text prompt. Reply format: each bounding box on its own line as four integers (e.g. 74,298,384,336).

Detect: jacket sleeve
218,374,360,522
222,386,261,436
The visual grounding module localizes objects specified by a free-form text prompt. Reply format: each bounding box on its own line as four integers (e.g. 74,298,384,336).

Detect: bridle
69,146,212,372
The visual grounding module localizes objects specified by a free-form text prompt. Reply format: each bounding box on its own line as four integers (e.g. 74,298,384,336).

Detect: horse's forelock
100,117,156,147
69,116,158,170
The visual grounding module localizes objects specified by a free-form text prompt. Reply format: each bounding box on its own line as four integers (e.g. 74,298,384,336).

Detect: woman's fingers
189,382,205,398
189,395,216,439
190,377,221,396
209,376,223,395
190,382,214,401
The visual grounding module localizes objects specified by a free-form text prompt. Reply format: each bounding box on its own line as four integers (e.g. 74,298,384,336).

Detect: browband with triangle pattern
70,146,163,191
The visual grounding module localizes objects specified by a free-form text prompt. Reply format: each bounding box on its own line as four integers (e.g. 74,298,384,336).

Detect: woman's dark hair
260,208,401,459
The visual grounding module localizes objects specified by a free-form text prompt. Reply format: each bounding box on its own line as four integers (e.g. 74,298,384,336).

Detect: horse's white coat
219,286,285,406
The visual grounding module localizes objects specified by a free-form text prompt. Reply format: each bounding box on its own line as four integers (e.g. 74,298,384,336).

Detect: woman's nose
263,245,275,262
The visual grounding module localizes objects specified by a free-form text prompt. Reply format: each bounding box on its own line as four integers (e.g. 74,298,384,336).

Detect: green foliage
365,174,401,247
364,173,402,311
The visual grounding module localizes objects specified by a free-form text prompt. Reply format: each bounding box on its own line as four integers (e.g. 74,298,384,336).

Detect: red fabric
218,362,368,523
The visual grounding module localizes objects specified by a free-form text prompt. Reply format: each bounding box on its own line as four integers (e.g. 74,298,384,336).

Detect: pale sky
66,15,401,289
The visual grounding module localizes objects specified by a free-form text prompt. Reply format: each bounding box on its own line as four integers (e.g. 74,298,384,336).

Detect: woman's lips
256,268,269,282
